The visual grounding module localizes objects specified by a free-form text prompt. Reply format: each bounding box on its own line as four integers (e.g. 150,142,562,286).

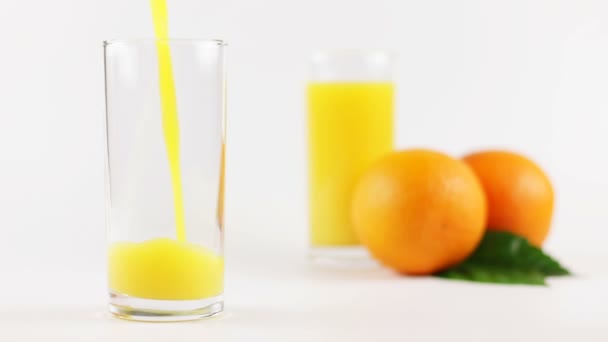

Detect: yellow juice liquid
307,82,394,246
150,0,186,242
109,239,223,300
107,0,223,301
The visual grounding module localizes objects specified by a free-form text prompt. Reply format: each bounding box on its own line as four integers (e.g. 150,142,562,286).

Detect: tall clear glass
104,39,226,321
307,50,394,263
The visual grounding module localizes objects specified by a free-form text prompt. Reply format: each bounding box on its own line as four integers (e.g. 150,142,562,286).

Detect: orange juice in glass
307,51,394,261
104,39,227,321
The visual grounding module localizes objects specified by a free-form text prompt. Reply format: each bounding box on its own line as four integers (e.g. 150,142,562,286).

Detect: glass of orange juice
103,39,227,321
307,50,395,263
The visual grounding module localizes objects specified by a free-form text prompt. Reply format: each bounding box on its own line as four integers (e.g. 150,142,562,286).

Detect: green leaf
435,231,571,285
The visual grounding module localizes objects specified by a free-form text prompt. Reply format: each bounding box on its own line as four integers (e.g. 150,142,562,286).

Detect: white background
1,0,607,340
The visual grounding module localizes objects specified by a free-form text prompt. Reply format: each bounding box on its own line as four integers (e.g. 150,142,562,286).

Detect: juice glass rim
103,38,227,47
311,49,397,60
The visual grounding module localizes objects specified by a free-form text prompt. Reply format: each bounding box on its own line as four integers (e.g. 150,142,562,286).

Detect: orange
351,149,487,275
463,150,554,247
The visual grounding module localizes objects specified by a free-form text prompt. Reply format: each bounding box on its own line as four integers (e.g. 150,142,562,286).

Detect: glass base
309,245,378,268
109,292,223,322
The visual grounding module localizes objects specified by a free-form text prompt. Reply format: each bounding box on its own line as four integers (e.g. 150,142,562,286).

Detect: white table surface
1,250,606,342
